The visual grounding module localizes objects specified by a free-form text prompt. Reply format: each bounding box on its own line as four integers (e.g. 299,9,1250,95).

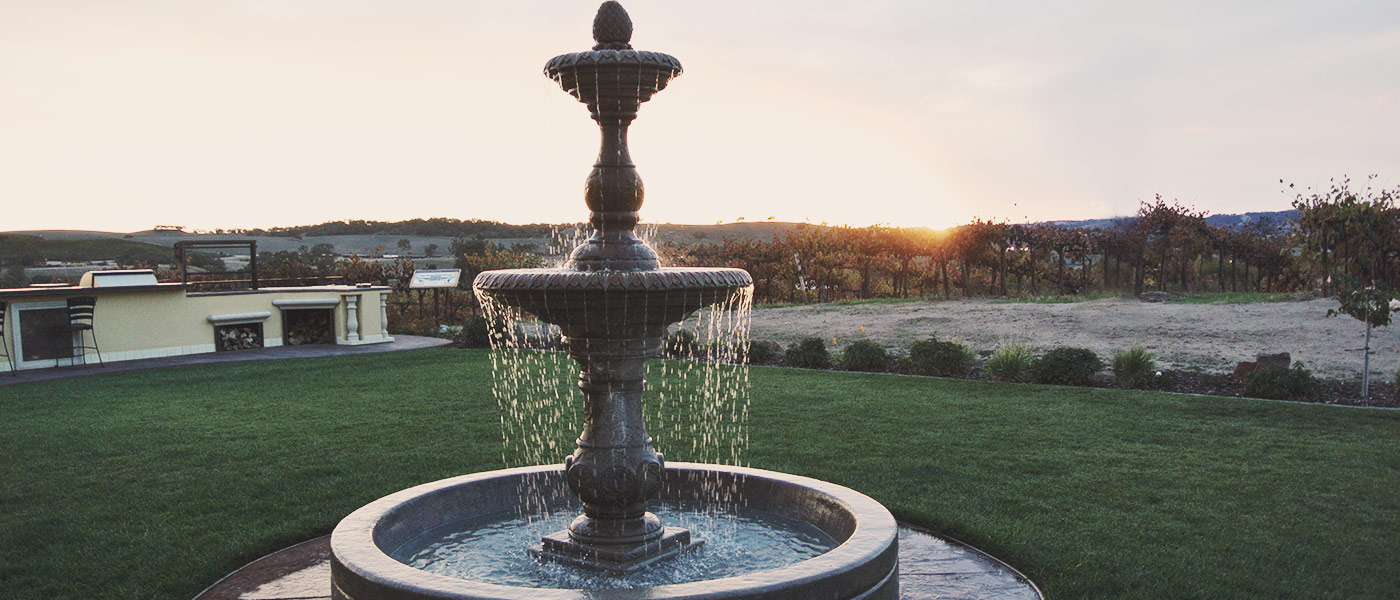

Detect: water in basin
394,503,838,589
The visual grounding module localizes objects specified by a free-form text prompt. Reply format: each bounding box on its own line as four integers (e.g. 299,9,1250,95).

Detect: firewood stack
284,310,333,345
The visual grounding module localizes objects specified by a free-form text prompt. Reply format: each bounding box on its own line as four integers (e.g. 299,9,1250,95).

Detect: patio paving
0,335,451,386
193,526,1041,600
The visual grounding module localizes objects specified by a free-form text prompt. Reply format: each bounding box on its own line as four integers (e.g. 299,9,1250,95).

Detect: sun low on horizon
1,1,1398,234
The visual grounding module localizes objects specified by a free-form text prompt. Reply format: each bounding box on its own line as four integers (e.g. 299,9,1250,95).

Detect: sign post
408,269,462,323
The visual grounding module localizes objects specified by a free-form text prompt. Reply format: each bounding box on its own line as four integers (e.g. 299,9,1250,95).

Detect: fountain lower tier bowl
330,463,899,600
473,268,752,337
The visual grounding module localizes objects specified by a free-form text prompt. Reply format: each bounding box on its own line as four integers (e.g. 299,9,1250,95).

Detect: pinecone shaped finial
592,2,633,50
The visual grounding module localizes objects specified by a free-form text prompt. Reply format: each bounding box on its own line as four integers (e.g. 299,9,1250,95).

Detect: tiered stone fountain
329,3,898,598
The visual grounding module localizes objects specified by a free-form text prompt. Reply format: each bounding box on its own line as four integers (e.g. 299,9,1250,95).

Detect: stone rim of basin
329,463,900,599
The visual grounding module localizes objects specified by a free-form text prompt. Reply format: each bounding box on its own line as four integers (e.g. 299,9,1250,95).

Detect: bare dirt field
749,297,1399,380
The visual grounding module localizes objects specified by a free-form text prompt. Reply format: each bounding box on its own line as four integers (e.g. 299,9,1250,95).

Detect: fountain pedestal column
530,335,701,573
512,0,704,573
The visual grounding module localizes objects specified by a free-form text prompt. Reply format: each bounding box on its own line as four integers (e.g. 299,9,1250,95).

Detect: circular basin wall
330,463,899,600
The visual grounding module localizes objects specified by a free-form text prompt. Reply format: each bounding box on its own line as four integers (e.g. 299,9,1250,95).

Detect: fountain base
331,463,899,599
531,525,704,574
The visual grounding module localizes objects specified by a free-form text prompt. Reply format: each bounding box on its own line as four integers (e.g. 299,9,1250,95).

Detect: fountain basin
330,463,899,600
474,267,753,338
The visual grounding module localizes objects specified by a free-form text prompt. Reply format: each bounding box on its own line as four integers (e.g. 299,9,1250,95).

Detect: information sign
408,269,462,289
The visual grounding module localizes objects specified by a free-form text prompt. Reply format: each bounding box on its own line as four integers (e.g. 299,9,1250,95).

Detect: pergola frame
174,240,259,290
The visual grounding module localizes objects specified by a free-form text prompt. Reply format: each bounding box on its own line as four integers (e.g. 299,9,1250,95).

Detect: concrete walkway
194,526,1041,600
0,335,451,386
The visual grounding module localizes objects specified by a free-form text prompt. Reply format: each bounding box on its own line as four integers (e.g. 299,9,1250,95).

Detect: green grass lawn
2,348,1397,599
989,292,1124,304
756,296,932,310
1164,292,1301,304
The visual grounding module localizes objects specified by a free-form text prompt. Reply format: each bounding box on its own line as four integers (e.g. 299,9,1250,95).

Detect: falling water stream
442,277,809,589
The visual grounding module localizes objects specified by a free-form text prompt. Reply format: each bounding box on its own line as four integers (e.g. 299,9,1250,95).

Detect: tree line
654,199,1283,305
218,218,554,239
248,179,1398,311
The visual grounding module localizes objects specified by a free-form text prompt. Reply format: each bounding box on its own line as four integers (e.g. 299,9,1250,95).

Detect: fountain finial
541,1,681,272
592,1,633,50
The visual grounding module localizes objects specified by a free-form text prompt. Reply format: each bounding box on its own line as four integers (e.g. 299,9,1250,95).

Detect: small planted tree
1328,281,1396,398
1288,174,1400,397
1292,176,1400,398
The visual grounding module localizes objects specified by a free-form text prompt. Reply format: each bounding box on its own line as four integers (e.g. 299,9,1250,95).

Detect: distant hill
2,221,814,260
2,209,1299,269
1045,209,1298,230
0,233,180,266
650,222,807,244
7,230,480,258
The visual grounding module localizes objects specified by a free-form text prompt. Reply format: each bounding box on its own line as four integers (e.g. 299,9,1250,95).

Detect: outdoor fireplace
272,297,342,346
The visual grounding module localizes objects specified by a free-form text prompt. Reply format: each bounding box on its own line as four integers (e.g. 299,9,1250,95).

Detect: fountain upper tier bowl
474,267,752,336
330,463,900,600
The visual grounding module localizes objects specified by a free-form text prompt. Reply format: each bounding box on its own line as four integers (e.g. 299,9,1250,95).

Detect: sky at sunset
2,1,1398,233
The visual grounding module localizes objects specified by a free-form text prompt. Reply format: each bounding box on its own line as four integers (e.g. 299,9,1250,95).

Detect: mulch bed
755,357,1399,408
1144,369,1397,408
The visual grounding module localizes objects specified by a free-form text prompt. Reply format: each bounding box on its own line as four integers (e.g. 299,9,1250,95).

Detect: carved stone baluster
344,295,360,343
379,292,393,342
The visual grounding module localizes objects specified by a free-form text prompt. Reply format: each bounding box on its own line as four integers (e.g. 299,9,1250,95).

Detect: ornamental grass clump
840,340,889,372
908,338,974,377
984,343,1034,382
785,337,831,369
1244,363,1318,401
1032,347,1104,386
1112,346,1157,388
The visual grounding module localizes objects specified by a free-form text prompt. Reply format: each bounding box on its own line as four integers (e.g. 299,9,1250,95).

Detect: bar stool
0,301,15,375
66,296,103,367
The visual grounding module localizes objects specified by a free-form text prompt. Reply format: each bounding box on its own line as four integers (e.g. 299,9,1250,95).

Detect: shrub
1244,363,1317,400
785,337,831,369
452,316,516,348
891,355,913,373
454,317,491,348
908,338,974,377
1032,347,1104,386
1112,346,1157,388
662,329,698,358
746,340,780,365
984,343,1033,381
388,312,440,337
840,340,889,372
